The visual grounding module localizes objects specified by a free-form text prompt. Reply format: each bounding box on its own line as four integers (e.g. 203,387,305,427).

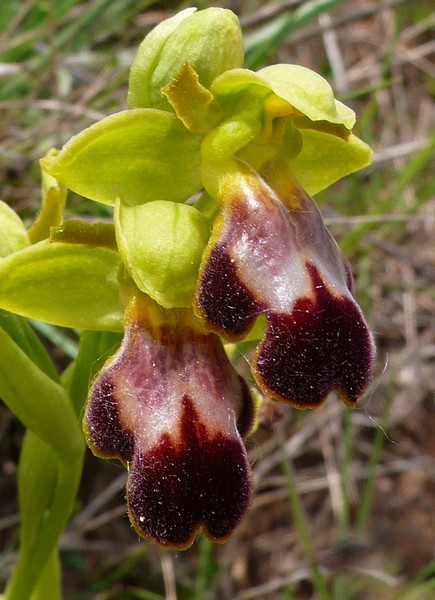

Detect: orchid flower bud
128,7,244,111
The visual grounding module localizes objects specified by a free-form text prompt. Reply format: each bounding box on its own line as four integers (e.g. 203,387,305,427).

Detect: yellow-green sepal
0,238,123,331
115,199,210,308
40,109,202,207
291,129,372,195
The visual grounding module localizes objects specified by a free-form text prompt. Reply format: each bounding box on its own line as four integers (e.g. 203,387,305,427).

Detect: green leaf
0,310,59,381
6,430,83,600
291,129,372,195
115,200,210,308
28,550,61,600
0,240,123,331
0,328,83,460
0,201,30,257
40,109,203,207
18,431,58,546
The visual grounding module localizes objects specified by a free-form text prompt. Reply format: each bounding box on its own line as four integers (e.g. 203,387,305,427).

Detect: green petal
257,64,356,128
211,68,272,104
291,130,372,195
40,109,202,207
0,201,30,257
115,200,210,308
0,240,123,330
161,61,223,134
28,151,67,243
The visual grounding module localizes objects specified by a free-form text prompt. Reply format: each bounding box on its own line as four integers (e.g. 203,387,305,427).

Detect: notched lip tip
129,517,235,551
254,376,365,410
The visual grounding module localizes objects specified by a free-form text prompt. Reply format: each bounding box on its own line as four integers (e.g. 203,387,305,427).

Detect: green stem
29,550,61,600
278,429,331,600
5,454,84,600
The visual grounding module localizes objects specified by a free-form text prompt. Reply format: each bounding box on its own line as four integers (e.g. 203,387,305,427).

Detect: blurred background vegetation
0,0,434,598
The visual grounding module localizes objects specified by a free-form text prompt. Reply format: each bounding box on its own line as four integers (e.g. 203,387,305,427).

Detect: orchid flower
84,292,253,549
0,7,375,551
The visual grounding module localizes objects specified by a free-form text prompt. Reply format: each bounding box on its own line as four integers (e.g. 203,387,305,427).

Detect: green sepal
115,199,210,308
128,7,243,112
211,68,274,113
0,201,30,257
0,240,123,331
0,328,83,460
40,109,202,207
290,129,373,195
210,66,371,194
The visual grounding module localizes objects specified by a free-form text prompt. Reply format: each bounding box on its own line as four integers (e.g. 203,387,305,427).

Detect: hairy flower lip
196,240,266,340
127,394,252,550
195,167,375,408
83,294,254,549
253,261,375,409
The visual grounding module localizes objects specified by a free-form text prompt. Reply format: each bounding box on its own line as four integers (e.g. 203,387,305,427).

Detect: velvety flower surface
84,294,254,549
195,164,375,408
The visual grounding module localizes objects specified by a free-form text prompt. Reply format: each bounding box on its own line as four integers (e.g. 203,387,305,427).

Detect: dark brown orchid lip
253,262,375,408
196,240,265,339
127,394,252,549
83,295,254,549
195,169,375,408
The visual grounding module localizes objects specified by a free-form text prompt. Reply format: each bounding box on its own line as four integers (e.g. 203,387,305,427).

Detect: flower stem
5,455,83,600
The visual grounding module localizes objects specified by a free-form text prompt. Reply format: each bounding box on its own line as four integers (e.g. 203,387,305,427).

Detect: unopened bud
128,8,244,111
